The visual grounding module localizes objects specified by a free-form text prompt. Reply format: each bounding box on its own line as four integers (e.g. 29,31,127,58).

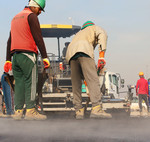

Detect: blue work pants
1,73,13,115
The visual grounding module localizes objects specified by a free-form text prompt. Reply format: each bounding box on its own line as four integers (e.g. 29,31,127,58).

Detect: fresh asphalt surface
0,110,150,142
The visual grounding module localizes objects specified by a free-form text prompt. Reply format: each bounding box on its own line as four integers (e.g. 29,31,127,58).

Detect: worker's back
136,78,148,94
65,25,107,63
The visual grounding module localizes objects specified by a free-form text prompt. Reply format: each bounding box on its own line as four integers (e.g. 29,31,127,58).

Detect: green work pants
12,52,37,110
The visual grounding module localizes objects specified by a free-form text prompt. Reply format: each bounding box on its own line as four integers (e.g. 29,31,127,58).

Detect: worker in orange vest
4,0,50,120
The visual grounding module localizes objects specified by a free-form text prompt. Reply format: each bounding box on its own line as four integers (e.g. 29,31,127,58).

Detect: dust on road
0,111,149,142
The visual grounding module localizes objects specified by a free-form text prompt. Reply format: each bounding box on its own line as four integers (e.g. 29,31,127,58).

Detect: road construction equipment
35,24,130,114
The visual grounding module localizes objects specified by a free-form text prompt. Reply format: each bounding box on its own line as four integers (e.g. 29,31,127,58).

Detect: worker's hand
4,61,12,73
84,80,87,86
43,58,50,69
136,92,138,96
135,96,138,100
97,58,106,70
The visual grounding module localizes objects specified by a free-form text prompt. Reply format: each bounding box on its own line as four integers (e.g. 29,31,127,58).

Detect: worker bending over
66,21,112,119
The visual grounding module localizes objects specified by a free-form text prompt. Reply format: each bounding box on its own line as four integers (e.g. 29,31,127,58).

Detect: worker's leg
148,96,150,107
79,57,112,118
138,94,142,112
1,73,12,115
142,94,149,112
12,54,25,110
13,53,47,121
0,92,2,112
70,59,83,111
79,57,101,107
11,89,14,112
20,53,37,109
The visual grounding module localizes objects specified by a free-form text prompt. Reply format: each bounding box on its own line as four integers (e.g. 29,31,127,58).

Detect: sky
0,0,150,91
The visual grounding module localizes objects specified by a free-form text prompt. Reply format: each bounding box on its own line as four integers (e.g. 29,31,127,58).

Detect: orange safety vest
11,8,37,54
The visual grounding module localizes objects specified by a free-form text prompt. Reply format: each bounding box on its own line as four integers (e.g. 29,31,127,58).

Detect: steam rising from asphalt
0,112,149,142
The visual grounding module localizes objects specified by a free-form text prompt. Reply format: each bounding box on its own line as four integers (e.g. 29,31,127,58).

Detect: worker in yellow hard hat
139,72,144,76
136,72,149,117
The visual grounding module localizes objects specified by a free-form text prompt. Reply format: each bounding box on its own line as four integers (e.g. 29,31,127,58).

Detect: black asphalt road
0,111,149,142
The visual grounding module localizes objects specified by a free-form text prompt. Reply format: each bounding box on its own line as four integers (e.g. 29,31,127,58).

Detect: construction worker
136,72,149,116
4,0,50,120
66,21,112,119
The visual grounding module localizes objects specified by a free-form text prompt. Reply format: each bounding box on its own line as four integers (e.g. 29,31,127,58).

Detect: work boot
0,112,8,118
24,108,47,120
90,105,112,119
12,109,24,120
0,112,5,117
140,111,148,118
148,112,150,117
75,108,84,120
130,110,140,118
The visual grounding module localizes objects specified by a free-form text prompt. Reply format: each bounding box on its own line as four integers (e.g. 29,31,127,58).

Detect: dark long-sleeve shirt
6,8,47,61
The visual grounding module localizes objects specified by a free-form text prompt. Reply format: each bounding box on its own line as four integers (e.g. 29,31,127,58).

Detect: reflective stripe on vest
11,8,37,54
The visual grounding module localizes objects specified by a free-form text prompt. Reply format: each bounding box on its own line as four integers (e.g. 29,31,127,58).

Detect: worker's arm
6,32,11,61
4,32,12,73
146,81,149,96
95,26,107,69
28,13,47,59
97,50,106,70
136,81,139,96
95,25,107,52
28,13,50,68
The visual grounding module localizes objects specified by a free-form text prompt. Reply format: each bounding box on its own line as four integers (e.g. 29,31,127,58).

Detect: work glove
43,58,50,69
84,80,87,86
97,58,106,70
59,62,63,71
4,61,12,73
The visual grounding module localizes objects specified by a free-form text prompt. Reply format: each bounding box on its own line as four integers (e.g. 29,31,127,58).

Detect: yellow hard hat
139,72,144,76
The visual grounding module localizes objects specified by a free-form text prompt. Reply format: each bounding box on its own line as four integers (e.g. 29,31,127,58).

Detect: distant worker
61,42,70,75
4,0,50,120
148,78,150,106
62,42,70,59
136,72,149,116
66,21,112,119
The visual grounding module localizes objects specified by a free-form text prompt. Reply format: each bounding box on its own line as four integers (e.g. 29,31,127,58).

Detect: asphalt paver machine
38,24,130,113
38,24,81,111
